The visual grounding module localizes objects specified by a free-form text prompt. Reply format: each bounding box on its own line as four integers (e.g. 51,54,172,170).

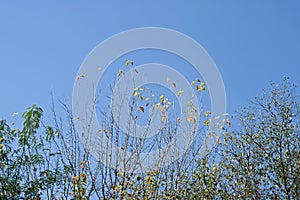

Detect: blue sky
0,1,300,121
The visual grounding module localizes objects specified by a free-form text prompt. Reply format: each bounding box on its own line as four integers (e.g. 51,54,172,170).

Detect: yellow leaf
73,176,79,182
117,69,123,77
187,116,194,123
204,111,212,116
178,90,183,97
226,118,231,126
161,116,166,121
125,59,134,66
133,91,138,97
191,81,195,85
177,118,181,123
166,78,169,83
159,95,164,99
145,97,149,101
77,72,86,80
80,173,87,179
204,120,210,126
133,87,139,91
161,98,166,105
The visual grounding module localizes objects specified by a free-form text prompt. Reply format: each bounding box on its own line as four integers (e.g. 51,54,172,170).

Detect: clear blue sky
1,1,300,121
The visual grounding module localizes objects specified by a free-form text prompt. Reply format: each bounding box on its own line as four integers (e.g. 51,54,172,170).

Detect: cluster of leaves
1,76,299,199
0,105,63,199
0,104,92,199
182,78,299,199
218,78,300,199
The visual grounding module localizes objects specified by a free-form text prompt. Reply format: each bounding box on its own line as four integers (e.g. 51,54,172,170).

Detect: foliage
0,77,299,199
218,77,300,199
168,78,299,200
0,105,63,199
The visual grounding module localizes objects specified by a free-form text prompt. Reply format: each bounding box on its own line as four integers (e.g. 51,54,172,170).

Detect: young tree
219,77,300,199
0,105,64,199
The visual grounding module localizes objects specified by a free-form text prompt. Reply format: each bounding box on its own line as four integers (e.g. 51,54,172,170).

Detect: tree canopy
0,78,299,199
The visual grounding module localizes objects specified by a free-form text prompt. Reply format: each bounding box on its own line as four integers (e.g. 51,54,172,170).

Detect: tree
1,75,299,199
218,77,300,199
0,105,64,199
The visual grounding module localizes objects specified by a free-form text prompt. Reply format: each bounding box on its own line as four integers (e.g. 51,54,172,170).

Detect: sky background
0,1,300,122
